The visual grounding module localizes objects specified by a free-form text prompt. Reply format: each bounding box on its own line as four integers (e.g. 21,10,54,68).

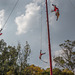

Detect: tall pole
45,0,53,75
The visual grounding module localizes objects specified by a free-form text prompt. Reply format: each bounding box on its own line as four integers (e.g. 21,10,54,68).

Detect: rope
40,59,48,63
2,0,20,30
39,0,48,64
40,0,46,49
40,0,43,50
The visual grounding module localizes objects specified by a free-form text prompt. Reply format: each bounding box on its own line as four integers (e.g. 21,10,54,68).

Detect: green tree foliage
23,64,44,75
42,68,74,75
17,41,31,72
53,40,75,72
0,39,31,75
42,68,50,75
42,68,62,75
0,39,18,75
6,70,14,75
0,39,74,75
53,68,62,75
62,68,74,75
23,41,31,68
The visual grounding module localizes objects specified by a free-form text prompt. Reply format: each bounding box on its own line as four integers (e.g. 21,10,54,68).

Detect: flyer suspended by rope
51,4,60,21
39,50,48,63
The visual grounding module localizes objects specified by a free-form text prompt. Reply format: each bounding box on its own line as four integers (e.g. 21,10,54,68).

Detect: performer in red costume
51,4,60,21
39,50,46,59
39,50,48,63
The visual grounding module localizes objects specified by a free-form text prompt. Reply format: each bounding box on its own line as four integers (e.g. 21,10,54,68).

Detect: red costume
54,6,59,12
51,4,60,21
39,50,46,59
51,4,59,12
0,33,2,35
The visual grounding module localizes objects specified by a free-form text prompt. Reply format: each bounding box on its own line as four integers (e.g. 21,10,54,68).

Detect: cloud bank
15,0,60,35
15,1,40,35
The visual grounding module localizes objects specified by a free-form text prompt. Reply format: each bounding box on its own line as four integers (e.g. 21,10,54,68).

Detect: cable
40,0,43,50
2,0,20,30
40,59,48,63
39,0,48,64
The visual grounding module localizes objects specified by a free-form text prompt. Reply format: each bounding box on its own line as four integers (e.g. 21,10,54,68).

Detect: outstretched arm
41,52,46,55
51,4,56,12
39,53,46,59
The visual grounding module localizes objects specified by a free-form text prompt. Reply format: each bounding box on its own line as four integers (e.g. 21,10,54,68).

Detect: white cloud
15,0,61,35
15,2,40,35
54,50,63,57
0,9,5,29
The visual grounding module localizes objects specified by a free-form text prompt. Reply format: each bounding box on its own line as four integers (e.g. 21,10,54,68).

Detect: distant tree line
0,39,74,75
53,40,75,74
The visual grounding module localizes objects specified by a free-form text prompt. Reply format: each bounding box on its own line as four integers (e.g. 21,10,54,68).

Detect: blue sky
0,0,75,69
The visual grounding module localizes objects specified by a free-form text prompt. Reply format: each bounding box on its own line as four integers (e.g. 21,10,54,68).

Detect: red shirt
39,53,43,59
54,6,58,12
0,33,2,35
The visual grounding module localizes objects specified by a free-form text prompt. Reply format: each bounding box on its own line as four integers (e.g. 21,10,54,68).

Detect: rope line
2,0,20,30
40,59,48,63
39,0,48,64
40,0,43,50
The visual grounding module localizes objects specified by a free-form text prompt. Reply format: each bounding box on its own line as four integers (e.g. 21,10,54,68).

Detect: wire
2,0,20,30
40,0,43,50
40,59,48,63
41,0,42,50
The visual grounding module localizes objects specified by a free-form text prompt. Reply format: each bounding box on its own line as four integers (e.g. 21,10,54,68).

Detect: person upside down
51,4,60,21
39,50,46,59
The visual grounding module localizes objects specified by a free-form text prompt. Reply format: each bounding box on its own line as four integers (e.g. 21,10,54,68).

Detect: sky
0,0,75,69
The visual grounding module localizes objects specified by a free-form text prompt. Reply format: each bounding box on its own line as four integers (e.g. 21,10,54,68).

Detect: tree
23,41,31,68
17,41,31,73
53,68,62,75
23,64,44,75
62,68,74,75
6,70,14,75
0,39,18,75
0,39,31,75
42,68,50,75
53,40,75,72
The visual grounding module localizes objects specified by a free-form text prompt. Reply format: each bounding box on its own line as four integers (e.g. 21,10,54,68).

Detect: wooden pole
45,0,53,75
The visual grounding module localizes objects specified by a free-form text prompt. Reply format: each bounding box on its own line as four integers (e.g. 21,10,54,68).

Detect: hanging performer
39,50,46,59
0,28,2,35
39,50,47,63
51,4,60,21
